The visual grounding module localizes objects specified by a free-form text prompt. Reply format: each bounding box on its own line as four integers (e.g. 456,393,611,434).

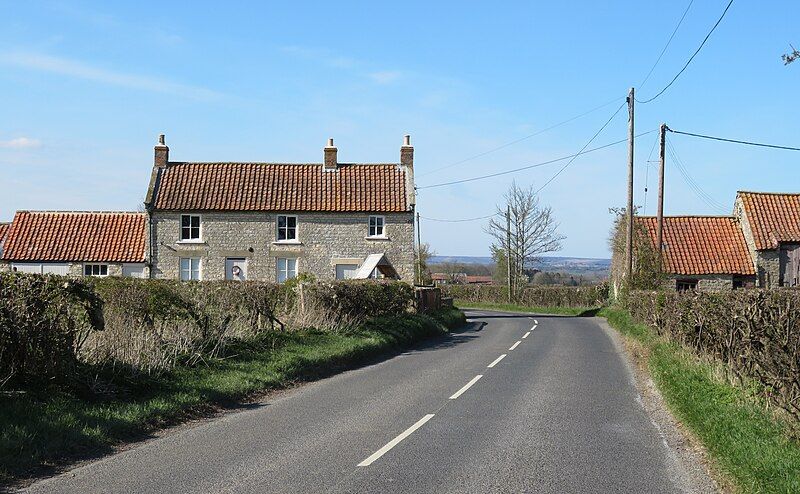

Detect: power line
638,0,694,90
637,0,734,104
416,129,657,191
417,97,625,178
666,140,728,213
669,128,800,151
419,213,499,223
533,101,628,194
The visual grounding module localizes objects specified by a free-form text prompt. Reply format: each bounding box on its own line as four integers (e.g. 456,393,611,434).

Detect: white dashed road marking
487,354,507,368
358,414,436,466
449,375,483,400
509,341,521,351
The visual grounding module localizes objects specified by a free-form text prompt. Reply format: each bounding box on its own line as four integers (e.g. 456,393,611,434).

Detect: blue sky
1,1,798,258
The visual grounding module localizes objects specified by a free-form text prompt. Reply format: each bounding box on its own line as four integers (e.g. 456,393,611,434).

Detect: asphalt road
23,311,713,493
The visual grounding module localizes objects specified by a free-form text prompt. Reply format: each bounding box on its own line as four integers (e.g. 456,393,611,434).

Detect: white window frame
368,215,386,238
276,257,298,283
180,257,202,281
84,263,109,277
335,263,359,280
276,215,298,242
179,214,202,242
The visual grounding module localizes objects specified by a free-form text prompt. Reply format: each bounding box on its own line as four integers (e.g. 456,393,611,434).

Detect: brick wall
735,196,779,288
149,211,415,282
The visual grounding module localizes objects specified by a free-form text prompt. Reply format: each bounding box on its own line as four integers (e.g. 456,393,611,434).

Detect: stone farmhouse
628,191,800,291
143,135,416,282
0,211,147,277
1,135,416,283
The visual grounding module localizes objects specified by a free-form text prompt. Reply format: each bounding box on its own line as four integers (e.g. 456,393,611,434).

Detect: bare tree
783,44,799,65
485,182,564,301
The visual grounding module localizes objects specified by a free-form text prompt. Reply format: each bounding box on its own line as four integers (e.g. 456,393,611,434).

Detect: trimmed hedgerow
626,289,800,422
442,283,609,308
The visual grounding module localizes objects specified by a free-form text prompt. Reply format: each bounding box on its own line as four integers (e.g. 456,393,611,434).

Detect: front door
225,258,248,281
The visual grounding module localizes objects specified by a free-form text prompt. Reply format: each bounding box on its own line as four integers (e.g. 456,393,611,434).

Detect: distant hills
429,255,610,276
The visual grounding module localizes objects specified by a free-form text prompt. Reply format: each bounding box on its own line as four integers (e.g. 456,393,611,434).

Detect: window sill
365,236,390,241
272,240,303,245
176,240,206,245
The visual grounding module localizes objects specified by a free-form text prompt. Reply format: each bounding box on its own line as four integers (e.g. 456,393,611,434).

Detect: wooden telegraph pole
656,123,667,266
416,211,422,285
506,205,512,303
626,87,635,278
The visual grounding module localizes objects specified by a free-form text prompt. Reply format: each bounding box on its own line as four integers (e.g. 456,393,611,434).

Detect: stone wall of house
149,211,415,282
734,196,779,288
661,274,735,291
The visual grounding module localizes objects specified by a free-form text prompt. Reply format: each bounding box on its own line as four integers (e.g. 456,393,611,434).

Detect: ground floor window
675,279,698,292
180,257,202,281
277,257,297,282
335,263,359,280
84,264,109,277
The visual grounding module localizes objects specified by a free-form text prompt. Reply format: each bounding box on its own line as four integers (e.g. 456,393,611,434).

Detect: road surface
23,311,714,493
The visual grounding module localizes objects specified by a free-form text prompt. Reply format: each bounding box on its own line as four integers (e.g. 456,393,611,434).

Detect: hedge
441,284,609,308
626,289,800,421
0,274,415,388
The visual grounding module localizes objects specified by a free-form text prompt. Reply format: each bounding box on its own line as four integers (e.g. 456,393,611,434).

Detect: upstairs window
181,215,201,241
277,215,297,241
368,215,385,237
84,264,108,277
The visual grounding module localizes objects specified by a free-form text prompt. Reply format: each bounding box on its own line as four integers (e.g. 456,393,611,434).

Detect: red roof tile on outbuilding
738,191,800,250
636,216,754,276
1,211,146,262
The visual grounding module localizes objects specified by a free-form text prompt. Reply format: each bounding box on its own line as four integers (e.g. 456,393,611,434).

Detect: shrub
442,283,609,308
625,289,800,421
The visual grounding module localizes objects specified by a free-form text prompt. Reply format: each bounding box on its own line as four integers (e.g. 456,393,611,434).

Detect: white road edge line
449,374,483,400
509,340,521,351
522,331,531,339
487,354,507,368
531,325,538,331
534,319,538,324
358,414,436,467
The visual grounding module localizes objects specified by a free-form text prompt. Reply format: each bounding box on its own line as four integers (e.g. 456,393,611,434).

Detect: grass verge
600,307,800,493
454,300,597,316
0,308,465,486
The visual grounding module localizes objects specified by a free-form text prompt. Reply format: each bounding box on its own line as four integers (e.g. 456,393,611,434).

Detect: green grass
600,307,800,493
0,308,465,485
454,300,597,316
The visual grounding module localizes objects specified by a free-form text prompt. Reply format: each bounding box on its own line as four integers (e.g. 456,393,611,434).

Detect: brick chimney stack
324,137,337,171
401,135,415,208
154,133,169,168
400,134,413,169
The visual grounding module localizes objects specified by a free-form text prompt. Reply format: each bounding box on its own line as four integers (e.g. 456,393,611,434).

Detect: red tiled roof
153,162,409,212
738,191,800,250
636,216,755,275
0,223,9,243
2,211,146,262
465,275,494,284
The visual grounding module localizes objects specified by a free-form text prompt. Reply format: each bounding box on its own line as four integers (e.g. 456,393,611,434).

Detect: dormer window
180,214,201,241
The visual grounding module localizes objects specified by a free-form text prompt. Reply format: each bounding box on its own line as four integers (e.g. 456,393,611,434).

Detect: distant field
429,255,610,277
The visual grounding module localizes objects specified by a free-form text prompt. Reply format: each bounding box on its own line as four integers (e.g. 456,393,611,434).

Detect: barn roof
1,211,146,263
635,216,755,276
738,191,800,250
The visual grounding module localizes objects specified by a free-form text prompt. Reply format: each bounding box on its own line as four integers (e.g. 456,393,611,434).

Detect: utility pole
626,87,635,279
657,123,667,268
506,205,512,303
415,211,423,285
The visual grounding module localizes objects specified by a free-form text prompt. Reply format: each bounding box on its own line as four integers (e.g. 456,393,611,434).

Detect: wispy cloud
280,45,402,84
0,137,41,149
0,52,223,101
368,71,402,84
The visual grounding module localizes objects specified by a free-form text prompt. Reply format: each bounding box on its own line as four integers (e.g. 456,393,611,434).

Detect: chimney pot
327,137,334,147
400,134,413,169
404,134,411,146
158,134,165,146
